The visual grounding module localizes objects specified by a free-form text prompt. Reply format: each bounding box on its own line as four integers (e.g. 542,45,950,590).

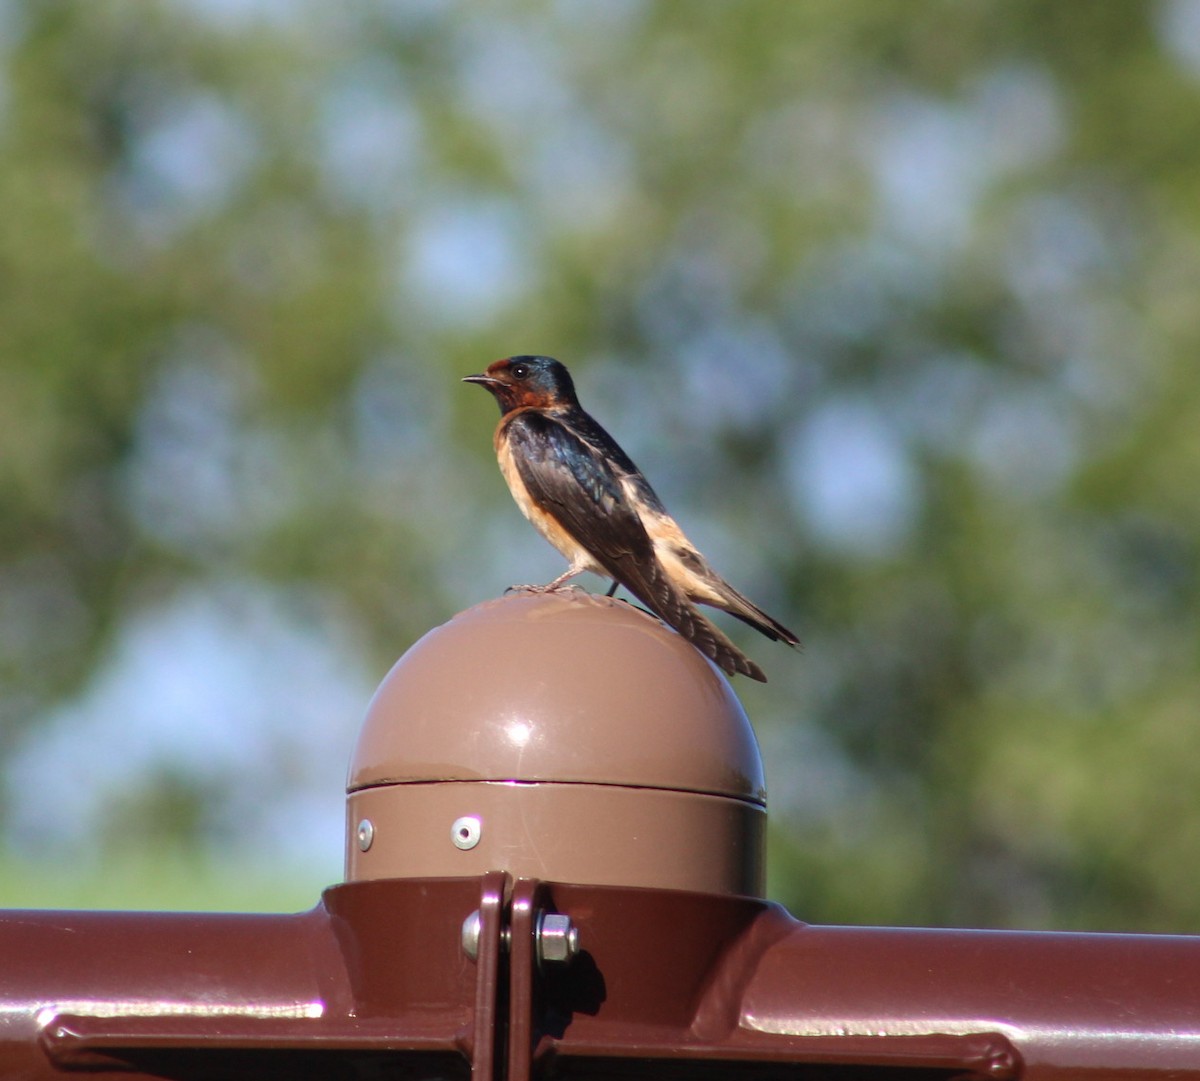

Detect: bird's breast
495,421,603,574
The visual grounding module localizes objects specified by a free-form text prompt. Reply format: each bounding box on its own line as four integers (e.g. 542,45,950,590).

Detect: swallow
463,355,798,681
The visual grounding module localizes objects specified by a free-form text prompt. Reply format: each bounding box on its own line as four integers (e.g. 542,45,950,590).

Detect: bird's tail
706,582,800,648
599,544,770,680
633,577,768,682
684,607,768,682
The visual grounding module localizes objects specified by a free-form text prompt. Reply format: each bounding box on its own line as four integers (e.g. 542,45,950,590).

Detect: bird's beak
462,373,500,386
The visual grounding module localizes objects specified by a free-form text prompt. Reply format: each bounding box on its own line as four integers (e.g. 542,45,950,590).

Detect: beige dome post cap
346,590,767,895
347,590,765,803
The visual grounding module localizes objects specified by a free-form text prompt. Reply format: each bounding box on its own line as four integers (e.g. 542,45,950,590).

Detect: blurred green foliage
0,848,322,913
1,0,1199,930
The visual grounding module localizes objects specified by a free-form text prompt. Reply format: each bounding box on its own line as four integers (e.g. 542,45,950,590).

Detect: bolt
461,909,482,960
461,909,576,965
461,909,511,961
451,815,481,850
356,819,374,852
536,912,580,966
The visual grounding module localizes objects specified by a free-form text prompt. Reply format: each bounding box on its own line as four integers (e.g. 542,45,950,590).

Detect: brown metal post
0,877,487,1078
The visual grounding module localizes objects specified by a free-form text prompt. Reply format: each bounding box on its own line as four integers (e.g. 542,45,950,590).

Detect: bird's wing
565,409,797,650
505,410,670,605
651,530,801,647
566,408,670,515
505,411,766,680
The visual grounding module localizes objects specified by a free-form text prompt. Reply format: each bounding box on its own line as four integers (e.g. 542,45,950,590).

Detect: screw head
461,909,482,960
356,819,374,852
451,815,482,850
537,912,580,965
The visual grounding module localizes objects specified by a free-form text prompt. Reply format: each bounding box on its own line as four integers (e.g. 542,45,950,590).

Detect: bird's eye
511,363,529,379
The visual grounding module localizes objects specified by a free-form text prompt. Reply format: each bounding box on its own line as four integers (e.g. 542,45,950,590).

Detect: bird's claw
504,583,586,595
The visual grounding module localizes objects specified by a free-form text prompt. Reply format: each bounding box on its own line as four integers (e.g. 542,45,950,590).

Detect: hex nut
537,912,580,965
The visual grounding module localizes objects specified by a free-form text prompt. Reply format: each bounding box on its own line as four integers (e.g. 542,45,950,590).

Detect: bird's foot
504,583,586,595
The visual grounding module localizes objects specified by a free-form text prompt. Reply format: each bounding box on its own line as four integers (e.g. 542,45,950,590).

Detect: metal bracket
462,875,581,1081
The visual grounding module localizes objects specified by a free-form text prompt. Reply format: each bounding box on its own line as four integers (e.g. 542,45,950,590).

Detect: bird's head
462,355,579,414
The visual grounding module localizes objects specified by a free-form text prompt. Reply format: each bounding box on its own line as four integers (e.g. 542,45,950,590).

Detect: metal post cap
345,590,767,895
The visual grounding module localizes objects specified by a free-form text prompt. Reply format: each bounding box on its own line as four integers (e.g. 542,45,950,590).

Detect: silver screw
451,815,482,850
356,819,374,852
536,912,580,966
